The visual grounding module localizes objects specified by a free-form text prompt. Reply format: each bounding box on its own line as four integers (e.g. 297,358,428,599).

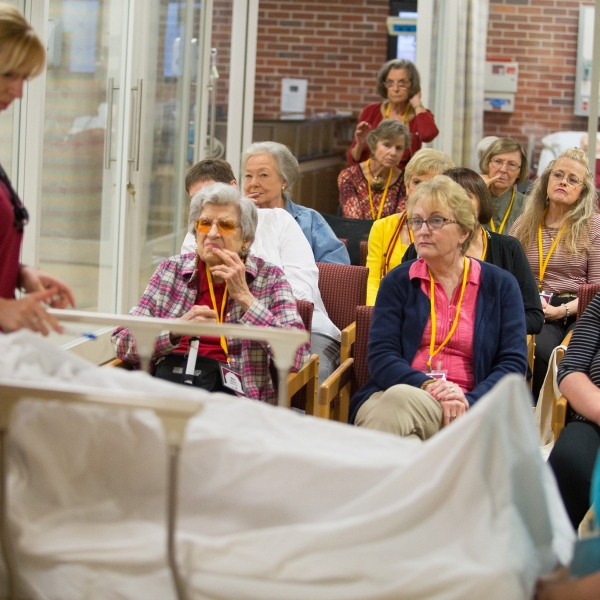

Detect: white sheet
0,331,574,600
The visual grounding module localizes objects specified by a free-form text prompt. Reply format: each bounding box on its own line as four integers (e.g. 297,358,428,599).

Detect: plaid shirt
112,253,310,404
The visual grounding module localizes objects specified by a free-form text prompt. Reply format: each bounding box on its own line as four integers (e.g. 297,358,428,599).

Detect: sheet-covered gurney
0,331,574,600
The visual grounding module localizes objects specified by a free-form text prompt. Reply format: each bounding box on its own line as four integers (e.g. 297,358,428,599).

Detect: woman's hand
209,247,256,311
19,266,75,308
0,289,64,335
542,300,565,322
354,121,371,147
409,91,426,114
480,173,501,190
170,305,218,344
425,379,469,426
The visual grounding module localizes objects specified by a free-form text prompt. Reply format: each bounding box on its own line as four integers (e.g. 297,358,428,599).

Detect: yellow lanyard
489,188,515,234
481,228,488,261
537,209,566,292
385,102,411,123
366,159,393,220
205,264,230,361
427,257,469,369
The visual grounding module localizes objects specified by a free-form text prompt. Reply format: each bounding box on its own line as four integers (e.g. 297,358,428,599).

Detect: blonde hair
0,4,45,78
511,148,596,257
404,148,455,187
407,175,477,255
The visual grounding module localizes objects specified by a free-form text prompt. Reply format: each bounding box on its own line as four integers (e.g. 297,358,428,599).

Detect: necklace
366,158,393,220
369,160,387,191
385,102,411,124
543,219,559,242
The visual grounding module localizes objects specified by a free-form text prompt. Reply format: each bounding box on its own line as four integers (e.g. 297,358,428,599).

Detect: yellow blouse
366,213,409,305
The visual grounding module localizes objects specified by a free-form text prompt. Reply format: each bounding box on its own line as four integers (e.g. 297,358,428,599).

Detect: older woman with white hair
112,183,310,404
243,141,350,264
350,175,527,438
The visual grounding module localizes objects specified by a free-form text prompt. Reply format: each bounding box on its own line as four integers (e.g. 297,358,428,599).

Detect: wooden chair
318,305,374,422
104,299,319,414
526,334,535,390
552,283,600,440
359,240,368,268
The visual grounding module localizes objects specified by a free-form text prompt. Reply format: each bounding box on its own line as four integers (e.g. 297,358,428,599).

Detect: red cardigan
346,102,439,172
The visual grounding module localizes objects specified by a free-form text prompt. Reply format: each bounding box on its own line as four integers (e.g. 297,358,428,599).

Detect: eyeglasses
550,170,584,188
195,218,240,234
406,216,458,231
384,78,411,89
490,158,521,173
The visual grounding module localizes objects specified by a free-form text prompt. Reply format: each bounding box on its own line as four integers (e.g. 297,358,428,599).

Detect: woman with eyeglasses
346,59,439,172
112,183,310,403
402,168,544,335
350,175,527,438
0,4,75,335
510,148,600,401
479,138,529,235
338,119,410,220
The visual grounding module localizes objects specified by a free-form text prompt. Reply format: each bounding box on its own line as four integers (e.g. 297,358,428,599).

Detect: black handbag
153,352,231,393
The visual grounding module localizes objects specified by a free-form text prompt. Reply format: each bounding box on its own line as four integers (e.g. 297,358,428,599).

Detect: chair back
353,305,374,393
577,284,600,320
321,214,374,265
316,263,368,331
359,240,368,267
295,299,314,332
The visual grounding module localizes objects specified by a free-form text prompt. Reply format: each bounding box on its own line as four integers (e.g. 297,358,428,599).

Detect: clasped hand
425,379,469,427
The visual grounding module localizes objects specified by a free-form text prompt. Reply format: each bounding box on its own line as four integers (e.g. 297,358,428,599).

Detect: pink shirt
410,258,481,392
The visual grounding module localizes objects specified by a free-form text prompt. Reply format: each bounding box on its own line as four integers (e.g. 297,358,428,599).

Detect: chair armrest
287,354,319,413
318,358,354,421
552,395,568,441
561,330,573,347
340,322,356,363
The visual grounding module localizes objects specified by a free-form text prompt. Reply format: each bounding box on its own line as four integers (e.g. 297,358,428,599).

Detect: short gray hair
241,141,299,193
366,119,411,154
188,182,258,245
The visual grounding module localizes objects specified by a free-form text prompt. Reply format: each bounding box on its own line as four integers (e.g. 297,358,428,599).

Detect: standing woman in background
0,3,74,334
479,138,529,235
346,59,439,172
510,148,600,401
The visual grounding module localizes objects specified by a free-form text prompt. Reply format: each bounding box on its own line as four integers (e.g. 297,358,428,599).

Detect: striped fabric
557,290,600,422
511,214,600,295
112,253,310,404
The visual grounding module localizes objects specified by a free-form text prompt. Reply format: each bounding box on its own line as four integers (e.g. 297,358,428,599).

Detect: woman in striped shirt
510,148,600,401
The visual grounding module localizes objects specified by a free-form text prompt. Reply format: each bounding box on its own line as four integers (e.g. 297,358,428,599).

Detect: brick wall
253,0,389,119
484,0,595,166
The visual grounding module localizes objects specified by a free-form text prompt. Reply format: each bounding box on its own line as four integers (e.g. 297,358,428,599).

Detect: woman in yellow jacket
366,149,455,305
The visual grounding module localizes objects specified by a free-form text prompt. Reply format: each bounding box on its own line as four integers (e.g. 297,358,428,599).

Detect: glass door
38,0,130,312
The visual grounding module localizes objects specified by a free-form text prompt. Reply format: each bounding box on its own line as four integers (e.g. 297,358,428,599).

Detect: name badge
428,369,447,380
539,290,553,304
220,364,244,394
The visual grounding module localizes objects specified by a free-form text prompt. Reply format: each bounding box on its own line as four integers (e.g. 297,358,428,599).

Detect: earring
241,244,247,254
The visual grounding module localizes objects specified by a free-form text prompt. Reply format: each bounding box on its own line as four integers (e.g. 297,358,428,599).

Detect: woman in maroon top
346,59,439,173
0,5,74,335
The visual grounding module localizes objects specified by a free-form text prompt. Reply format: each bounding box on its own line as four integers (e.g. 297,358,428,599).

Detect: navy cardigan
349,259,528,424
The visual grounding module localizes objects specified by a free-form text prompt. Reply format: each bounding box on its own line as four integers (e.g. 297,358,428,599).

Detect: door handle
130,79,143,171
104,77,119,169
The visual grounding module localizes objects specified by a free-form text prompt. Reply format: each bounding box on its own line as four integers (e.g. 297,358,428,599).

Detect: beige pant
355,384,444,440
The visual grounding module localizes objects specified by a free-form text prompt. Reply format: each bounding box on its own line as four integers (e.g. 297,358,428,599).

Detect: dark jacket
402,230,543,335
349,259,528,424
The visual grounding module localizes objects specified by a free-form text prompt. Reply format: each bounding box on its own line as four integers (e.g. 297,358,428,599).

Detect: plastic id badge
539,290,553,304
220,364,244,393
429,370,447,380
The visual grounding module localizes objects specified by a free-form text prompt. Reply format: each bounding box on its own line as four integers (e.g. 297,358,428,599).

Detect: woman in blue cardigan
350,176,528,438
